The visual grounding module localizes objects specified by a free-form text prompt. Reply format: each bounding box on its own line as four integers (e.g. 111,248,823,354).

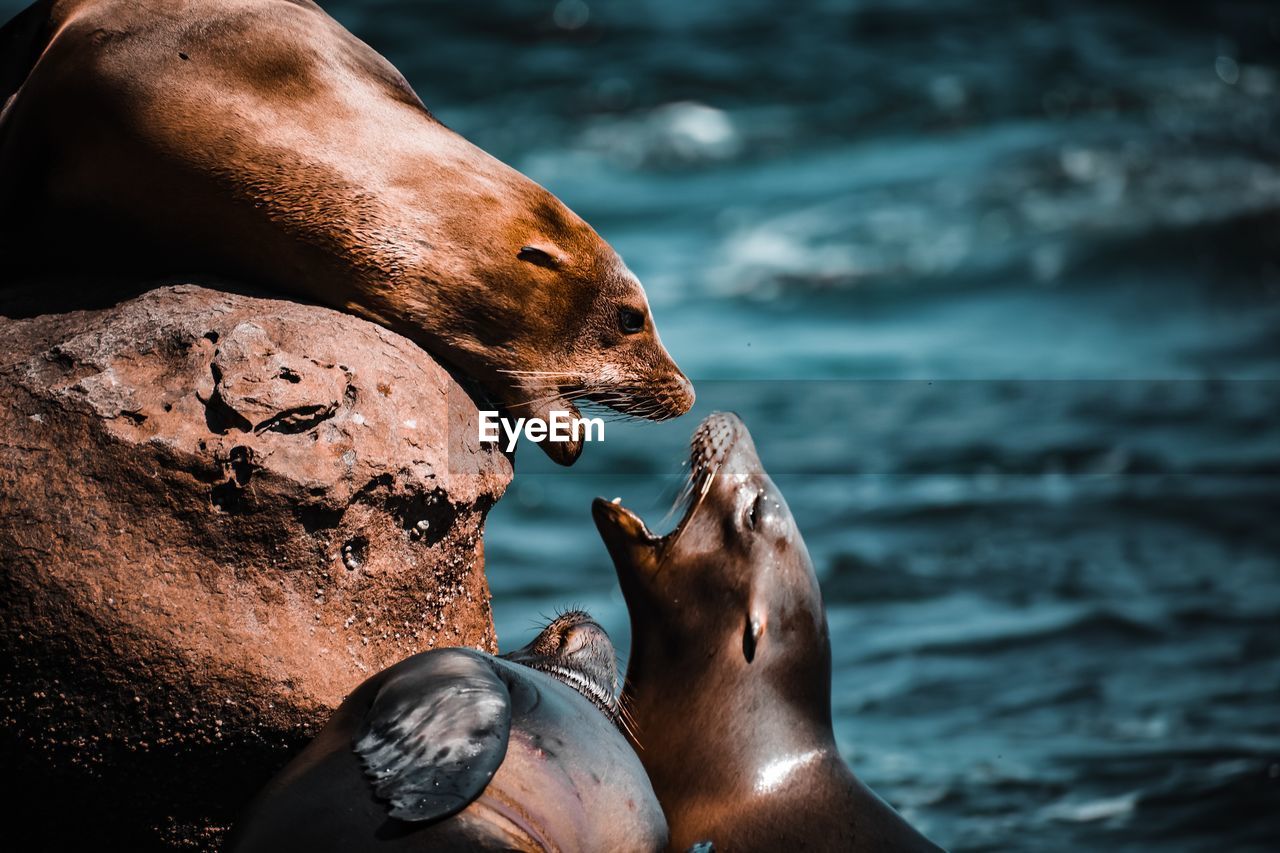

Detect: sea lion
593,413,944,852
0,0,693,464
226,610,668,852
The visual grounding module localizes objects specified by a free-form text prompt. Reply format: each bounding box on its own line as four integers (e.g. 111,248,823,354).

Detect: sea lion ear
742,614,765,663
354,650,512,823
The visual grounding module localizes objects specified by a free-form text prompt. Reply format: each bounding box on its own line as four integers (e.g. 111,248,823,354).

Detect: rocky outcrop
0,284,512,849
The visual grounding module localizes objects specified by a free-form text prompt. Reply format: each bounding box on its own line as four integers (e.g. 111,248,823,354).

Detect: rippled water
402,4,1278,848
415,3,1280,847
8,0,1277,848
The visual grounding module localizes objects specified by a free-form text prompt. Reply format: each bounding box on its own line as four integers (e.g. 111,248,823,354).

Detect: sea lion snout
575,289,696,422
486,251,693,464
641,315,696,419
651,368,697,420
501,610,620,718
594,411,792,597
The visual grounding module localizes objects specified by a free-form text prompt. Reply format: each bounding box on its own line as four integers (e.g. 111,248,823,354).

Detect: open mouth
593,412,742,559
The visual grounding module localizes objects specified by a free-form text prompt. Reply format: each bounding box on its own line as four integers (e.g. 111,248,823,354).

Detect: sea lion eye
618,307,646,334
518,246,559,268
744,493,761,530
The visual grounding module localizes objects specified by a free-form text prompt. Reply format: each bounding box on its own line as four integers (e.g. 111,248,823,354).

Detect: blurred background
8,0,1278,848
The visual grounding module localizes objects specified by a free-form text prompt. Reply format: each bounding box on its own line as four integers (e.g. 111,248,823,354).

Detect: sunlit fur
0,0,693,466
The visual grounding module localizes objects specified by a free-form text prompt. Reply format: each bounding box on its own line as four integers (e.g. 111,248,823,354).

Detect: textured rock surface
0,284,512,849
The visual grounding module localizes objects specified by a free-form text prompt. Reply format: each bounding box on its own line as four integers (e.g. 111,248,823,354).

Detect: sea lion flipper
354,650,512,823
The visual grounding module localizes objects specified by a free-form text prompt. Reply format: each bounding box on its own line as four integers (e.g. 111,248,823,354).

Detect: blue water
321,2,1280,850
422,3,1280,847
9,0,1277,847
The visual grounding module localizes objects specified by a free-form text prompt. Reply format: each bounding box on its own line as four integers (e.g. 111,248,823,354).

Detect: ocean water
6,0,1278,848
379,3,1277,848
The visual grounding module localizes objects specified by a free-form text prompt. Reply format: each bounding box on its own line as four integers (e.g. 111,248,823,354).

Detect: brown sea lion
593,413,944,852
0,0,693,464
226,610,668,852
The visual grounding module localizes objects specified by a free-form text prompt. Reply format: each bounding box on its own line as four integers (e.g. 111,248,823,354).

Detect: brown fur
594,413,944,852
0,0,692,463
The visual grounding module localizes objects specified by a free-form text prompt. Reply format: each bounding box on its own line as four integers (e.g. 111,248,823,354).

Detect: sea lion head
591,412,830,715
501,609,620,721
418,168,695,466
0,0,692,468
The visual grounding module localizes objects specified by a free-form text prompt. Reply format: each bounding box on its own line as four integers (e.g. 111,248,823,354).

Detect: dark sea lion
0,0,693,464
593,413,944,852
227,610,668,852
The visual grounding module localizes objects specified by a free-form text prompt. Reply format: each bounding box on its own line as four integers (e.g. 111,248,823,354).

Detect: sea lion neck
623,623,840,799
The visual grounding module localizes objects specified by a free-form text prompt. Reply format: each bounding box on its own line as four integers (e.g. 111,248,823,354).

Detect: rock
0,284,512,849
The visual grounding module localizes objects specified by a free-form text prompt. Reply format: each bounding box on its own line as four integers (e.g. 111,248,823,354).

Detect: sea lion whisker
616,699,642,746
606,397,648,412
529,663,618,719
660,477,698,528
581,390,630,404
614,683,644,747
498,369,591,378
587,405,636,419
574,400,636,419
577,395,659,420
659,460,720,562
506,387,597,411
513,381,597,397
507,390,573,408
543,386,603,401
512,384,650,412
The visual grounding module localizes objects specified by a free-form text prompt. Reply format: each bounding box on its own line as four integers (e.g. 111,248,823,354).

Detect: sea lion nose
670,372,696,415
